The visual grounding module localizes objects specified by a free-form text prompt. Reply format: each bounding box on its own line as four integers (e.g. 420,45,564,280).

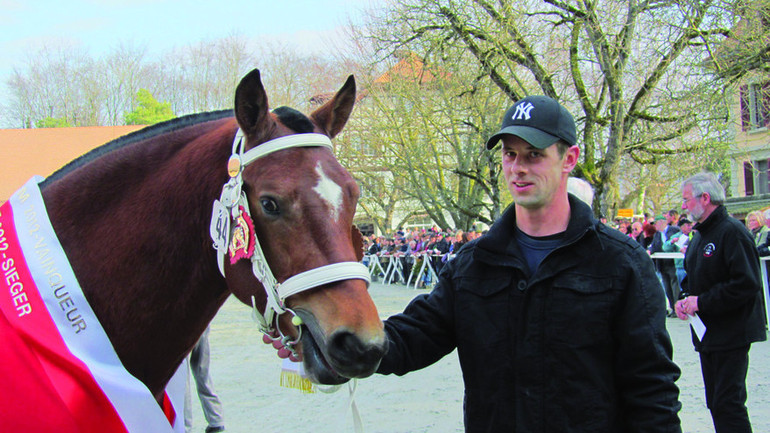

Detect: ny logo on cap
511,102,535,121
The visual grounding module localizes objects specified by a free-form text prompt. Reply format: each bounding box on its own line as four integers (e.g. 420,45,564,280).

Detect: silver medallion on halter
210,199,230,253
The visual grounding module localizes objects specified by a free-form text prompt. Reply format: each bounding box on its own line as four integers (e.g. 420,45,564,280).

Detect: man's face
631,222,643,236
501,135,578,210
655,219,667,232
682,184,707,222
680,222,693,235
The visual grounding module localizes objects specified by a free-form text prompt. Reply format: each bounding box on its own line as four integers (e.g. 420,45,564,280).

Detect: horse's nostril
327,330,386,372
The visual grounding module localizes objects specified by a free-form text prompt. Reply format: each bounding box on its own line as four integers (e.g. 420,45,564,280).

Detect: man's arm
758,235,770,257
648,232,662,254
377,266,458,376
614,247,682,432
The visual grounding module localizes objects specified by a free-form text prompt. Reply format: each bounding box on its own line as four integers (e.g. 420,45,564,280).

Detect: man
649,215,681,317
630,220,644,243
663,218,693,291
377,95,681,432
567,176,594,207
667,209,679,228
185,327,225,433
676,172,766,433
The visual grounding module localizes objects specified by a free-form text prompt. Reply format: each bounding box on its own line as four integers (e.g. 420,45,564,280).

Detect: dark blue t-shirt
514,226,566,277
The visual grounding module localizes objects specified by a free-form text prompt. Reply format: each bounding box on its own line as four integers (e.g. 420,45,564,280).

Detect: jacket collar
475,194,598,267
692,205,727,234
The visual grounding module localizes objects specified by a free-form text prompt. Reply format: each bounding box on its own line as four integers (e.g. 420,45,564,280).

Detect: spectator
640,221,657,249
745,210,769,248
630,220,644,242
663,218,693,292
667,209,679,228
618,219,630,235
765,209,770,229
454,230,472,253
649,215,681,317
430,233,451,273
184,327,225,433
367,236,383,255
760,209,770,257
567,177,594,207
376,95,681,432
367,237,385,281
676,172,766,433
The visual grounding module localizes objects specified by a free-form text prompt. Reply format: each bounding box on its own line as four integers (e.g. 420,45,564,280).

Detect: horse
0,69,386,432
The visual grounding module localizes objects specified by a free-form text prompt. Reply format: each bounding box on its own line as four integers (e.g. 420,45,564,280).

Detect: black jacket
682,205,767,351
758,235,770,257
378,196,681,433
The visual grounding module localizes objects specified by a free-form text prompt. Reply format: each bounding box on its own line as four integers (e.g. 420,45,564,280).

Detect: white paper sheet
689,313,706,341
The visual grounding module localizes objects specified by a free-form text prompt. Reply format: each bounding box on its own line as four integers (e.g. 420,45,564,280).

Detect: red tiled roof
373,52,449,84
0,125,145,202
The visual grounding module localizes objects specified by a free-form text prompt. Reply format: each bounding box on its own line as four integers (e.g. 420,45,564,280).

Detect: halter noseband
209,129,370,354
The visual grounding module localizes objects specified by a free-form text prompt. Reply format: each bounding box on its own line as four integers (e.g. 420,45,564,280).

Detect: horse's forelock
272,106,314,134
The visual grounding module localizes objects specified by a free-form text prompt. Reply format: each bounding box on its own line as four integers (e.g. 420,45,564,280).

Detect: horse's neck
42,119,236,394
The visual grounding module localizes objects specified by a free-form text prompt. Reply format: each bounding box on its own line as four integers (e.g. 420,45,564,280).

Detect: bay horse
0,69,386,431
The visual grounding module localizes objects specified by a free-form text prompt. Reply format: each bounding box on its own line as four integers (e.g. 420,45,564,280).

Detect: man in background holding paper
676,172,767,433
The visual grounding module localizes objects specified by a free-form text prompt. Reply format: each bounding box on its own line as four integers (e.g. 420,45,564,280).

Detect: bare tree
336,49,507,230
99,43,151,126
357,0,744,217
5,44,96,127
156,35,256,115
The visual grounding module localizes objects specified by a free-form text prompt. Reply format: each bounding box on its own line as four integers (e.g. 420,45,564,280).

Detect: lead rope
316,380,362,433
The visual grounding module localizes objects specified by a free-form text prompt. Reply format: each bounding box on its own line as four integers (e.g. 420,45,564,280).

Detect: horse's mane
41,110,234,188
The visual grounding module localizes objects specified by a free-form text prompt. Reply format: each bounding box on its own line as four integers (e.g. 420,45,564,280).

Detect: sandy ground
186,282,770,433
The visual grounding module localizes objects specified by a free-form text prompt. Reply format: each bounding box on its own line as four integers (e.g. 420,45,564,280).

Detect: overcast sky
0,0,380,112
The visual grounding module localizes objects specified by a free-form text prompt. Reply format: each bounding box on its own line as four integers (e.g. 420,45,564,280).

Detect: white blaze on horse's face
313,161,343,222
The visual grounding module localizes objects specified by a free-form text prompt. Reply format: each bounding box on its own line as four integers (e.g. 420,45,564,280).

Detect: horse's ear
234,69,271,139
310,75,356,139
351,225,365,262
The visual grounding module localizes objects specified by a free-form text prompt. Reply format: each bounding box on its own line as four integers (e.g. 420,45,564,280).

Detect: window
740,82,770,131
743,158,770,196
745,161,755,196
759,159,770,195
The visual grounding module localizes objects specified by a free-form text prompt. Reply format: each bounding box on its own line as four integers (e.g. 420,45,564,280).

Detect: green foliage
35,117,71,128
124,89,174,125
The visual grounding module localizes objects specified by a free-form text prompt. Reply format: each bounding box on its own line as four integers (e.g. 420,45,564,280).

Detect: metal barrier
363,252,454,290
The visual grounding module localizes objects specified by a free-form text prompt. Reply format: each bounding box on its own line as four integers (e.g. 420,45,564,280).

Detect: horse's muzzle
296,311,386,384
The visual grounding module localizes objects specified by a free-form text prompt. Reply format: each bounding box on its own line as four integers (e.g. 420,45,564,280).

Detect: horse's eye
260,197,280,215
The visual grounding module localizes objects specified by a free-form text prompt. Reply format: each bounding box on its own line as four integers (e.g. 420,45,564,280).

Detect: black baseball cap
485,95,576,149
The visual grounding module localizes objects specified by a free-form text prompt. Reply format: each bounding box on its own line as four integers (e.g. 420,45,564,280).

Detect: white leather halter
210,129,370,350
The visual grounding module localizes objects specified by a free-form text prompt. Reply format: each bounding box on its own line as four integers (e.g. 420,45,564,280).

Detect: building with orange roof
372,51,449,85
0,125,145,203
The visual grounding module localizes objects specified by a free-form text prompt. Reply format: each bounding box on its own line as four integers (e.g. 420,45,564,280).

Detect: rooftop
0,125,145,202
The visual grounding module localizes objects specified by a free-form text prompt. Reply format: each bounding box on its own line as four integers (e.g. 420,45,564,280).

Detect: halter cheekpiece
209,129,370,356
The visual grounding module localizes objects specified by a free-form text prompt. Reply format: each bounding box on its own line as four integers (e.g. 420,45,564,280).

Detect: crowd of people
366,93,768,433
362,228,483,287
362,204,770,298
599,206,770,319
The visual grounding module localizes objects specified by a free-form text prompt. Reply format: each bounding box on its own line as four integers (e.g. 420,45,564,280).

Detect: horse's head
219,69,385,384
